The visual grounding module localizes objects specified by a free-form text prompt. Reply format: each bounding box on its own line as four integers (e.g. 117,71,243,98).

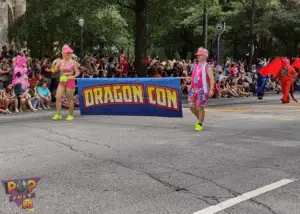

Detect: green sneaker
66,115,74,121
194,122,203,131
52,114,62,120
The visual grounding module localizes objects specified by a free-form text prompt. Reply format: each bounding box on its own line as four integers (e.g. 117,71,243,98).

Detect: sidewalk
181,93,280,107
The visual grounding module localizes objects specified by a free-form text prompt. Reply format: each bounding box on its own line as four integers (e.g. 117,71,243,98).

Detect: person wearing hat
188,47,215,131
52,44,80,121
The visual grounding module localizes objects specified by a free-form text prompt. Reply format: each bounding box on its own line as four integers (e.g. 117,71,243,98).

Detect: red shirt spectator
121,57,128,76
145,57,151,65
230,64,236,76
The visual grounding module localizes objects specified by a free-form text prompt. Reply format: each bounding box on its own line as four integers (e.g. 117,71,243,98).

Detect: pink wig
12,56,29,90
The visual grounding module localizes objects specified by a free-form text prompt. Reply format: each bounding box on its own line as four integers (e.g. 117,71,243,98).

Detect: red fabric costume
258,57,297,104
292,58,300,69
279,65,297,103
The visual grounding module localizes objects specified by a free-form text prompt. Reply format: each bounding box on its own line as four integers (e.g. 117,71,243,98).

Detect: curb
182,94,279,104
0,95,284,124
182,98,275,108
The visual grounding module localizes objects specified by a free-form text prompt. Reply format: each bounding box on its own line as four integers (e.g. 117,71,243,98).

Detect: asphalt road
0,94,300,214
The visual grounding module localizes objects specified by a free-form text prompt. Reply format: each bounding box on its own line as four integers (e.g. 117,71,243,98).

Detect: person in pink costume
12,55,36,112
12,56,29,91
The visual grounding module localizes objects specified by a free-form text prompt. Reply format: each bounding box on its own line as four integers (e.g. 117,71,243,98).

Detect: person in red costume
258,57,298,104
278,58,297,103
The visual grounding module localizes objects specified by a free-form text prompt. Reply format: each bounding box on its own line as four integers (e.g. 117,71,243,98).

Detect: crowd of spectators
145,57,285,98
0,45,292,115
0,45,79,114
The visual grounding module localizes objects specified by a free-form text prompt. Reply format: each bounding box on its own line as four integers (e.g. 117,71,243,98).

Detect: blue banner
77,78,182,118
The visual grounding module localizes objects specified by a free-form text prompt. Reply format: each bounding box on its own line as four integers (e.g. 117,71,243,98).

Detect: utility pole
203,1,208,49
216,22,226,65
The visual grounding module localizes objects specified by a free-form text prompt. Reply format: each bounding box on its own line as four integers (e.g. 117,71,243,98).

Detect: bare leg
14,99,19,112
55,86,65,114
40,97,46,109
44,97,50,108
27,99,36,111
5,99,9,112
47,96,51,108
66,88,75,116
197,107,205,124
228,89,237,97
231,88,239,97
19,98,26,112
189,106,199,119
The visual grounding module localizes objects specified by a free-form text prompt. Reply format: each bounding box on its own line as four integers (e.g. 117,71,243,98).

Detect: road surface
0,94,300,214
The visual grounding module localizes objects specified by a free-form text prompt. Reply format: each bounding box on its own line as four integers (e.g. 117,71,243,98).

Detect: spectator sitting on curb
6,84,18,113
14,83,37,112
37,81,51,110
28,79,42,110
0,89,10,113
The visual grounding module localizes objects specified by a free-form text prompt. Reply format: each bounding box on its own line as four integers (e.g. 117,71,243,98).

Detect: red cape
258,58,283,78
292,58,300,69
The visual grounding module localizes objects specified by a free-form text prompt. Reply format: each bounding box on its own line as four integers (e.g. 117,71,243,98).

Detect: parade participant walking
259,57,298,104
257,59,269,100
279,58,297,103
52,45,80,121
188,48,215,131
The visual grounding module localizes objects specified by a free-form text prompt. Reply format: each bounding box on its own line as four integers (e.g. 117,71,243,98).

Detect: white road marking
193,179,296,214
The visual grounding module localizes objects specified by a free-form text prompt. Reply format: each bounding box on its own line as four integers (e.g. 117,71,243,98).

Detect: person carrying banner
188,48,215,131
52,45,80,120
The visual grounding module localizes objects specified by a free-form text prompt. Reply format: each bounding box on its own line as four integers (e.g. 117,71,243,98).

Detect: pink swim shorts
59,79,76,89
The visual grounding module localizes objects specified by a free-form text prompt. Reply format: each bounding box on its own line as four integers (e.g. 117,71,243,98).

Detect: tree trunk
233,35,237,60
135,0,147,77
179,47,188,60
248,0,255,72
202,1,208,48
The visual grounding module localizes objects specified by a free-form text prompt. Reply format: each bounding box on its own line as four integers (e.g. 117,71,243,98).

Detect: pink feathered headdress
15,56,27,67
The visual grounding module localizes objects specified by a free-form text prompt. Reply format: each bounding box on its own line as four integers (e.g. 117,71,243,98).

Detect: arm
11,90,16,98
54,60,61,72
226,83,231,89
0,69,9,74
39,93,45,98
73,61,80,78
291,67,297,78
48,89,51,98
2,91,7,99
207,67,216,97
37,88,45,98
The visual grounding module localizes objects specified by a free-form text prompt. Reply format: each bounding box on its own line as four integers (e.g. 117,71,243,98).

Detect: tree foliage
7,0,300,72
